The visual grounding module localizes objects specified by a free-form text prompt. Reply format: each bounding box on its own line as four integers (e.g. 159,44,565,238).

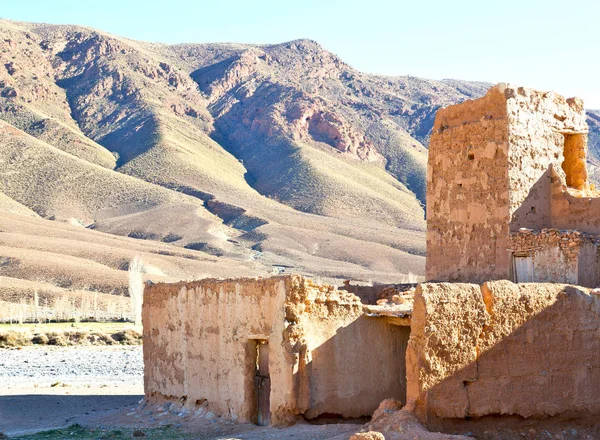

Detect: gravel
0,345,143,388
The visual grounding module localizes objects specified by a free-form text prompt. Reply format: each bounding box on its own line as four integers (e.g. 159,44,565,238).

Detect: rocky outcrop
286,101,383,162
0,22,117,168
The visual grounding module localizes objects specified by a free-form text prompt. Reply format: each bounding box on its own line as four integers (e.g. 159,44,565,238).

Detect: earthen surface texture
427,84,594,284
143,275,408,425
406,281,600,428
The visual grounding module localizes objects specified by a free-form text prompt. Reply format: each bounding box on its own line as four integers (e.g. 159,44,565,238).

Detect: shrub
111,328,142,344
65,330,89,344
46,331,68,346
0,330,30,348
31,333,49,345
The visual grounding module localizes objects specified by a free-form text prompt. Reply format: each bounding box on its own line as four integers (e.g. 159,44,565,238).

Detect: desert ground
2,343,596,440
0,345,364,439
0,324,468,440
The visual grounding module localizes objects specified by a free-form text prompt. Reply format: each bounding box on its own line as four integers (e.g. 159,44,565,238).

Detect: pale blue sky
3,0,600,107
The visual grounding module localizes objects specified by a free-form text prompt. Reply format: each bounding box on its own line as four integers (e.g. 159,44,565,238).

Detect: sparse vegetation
0,322,142,347
0,19,476,322
0,211,258,324
161,233,183,243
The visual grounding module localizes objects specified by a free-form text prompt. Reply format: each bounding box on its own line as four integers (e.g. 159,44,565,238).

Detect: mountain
587,109,600,182
0,19,598,318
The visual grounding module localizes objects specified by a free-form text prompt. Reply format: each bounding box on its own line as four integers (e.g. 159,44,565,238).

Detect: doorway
513,254,533,282
254,340,270,426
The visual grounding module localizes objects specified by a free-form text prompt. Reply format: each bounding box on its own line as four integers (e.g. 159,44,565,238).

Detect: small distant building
143,275,411,426
427,83,600,285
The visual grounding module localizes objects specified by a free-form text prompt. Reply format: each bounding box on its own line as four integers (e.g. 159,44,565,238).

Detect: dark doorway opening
253,339,270,426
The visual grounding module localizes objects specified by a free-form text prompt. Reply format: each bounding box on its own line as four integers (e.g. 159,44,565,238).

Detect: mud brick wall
505,88,588,216
143,275,408,425
427,86,511,283
142,276,289,423
427,83,589,283
406,281,600,428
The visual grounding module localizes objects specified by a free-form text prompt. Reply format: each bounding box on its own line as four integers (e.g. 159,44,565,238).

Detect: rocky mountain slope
0,19,598,317
586,109,600,181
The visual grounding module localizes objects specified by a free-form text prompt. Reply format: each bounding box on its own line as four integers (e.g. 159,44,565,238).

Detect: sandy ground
2,347,598,439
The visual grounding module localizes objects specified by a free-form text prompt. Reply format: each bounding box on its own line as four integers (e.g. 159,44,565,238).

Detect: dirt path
1,388,362,439
0,389,142,437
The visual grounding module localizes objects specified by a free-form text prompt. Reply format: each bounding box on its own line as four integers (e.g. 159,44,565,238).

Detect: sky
3,0,600,107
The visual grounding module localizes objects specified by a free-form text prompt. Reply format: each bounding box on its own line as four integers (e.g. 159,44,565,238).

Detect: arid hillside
0,19,598,318
587,109,600,182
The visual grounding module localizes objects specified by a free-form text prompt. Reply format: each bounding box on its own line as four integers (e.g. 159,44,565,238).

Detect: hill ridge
0,19,598,304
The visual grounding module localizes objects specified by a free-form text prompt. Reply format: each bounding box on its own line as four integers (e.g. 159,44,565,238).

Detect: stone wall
509,229,600,286
406,281,600,429
427,85,511,283
143,275,408,425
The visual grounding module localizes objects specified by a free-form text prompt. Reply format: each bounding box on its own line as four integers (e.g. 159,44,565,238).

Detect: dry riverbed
0,345,144,437
0,345,143,390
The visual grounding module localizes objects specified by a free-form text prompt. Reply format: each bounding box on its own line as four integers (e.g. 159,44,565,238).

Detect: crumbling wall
340,281,416,304
512,153,600,238
279,277,409,420
406,281,600,429
428,84,591,284
505,88,588,216
509,229,600,287
295,292,409,418
143,275,409,425
550,171,600,234
427,85,511,283
143,277,290,424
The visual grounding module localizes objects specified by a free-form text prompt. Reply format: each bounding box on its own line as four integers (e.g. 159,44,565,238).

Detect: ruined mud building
143,84,600,433
143,276,412,426
427,83,599,285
